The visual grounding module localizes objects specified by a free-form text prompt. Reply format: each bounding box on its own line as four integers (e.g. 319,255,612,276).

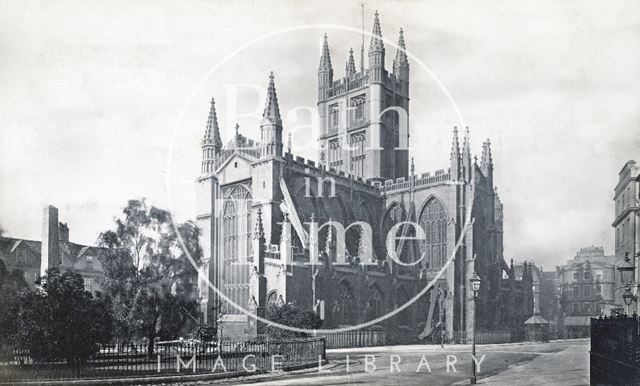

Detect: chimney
41,205,61,277
58,222,69,242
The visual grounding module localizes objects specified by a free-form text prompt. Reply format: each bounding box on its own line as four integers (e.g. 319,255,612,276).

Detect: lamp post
469,272,481,385
617,253,636,314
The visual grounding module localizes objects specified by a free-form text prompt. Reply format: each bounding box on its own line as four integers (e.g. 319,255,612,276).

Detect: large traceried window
350,132,365,178
419,198,448,269
222,184,253,314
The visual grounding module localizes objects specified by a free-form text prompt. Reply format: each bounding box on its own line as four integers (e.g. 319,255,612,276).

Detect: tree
98,199,201,355
0,260,29,360
16,268,112,365
265,304,322,340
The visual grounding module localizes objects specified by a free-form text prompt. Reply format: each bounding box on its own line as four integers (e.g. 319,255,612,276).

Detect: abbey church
196,12,534,342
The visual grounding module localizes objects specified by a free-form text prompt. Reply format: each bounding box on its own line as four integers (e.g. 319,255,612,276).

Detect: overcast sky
1,0,639,269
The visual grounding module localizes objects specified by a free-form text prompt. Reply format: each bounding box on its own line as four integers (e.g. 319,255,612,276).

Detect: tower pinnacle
346,48,356,77
369,11,384,53
263,71,282,124
319,34,333,71
204,97,222,149
260,72,283,157
393,28,409,82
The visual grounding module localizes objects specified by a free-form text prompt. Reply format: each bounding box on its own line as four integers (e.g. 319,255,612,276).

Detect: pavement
191,338,590,386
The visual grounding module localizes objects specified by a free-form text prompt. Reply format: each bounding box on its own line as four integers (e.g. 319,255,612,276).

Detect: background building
0,205,104,292
612,160,639,310
556,246,619,337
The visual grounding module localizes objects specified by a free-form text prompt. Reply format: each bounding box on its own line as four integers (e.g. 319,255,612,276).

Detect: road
183,339,589,386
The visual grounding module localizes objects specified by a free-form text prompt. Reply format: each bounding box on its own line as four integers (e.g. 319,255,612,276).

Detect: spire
480,138,494,176
450,127,461,181
450,126,460,160
318,34,334,100
260,72,283,157
461,127,472,182
369,11,384,53
263,71,282,123
393,28,408,71
204,97,222,149
346,48,356,77
462,127,471,158
368,11,386,83
319,34,333,71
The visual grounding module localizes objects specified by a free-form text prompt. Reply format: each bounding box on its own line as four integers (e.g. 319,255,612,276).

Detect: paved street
189,339,588,386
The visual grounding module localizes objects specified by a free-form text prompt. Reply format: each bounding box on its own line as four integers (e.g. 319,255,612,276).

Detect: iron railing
0,337,325,383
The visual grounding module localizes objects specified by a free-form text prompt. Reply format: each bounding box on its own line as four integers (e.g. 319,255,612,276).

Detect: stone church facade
196,12,532,341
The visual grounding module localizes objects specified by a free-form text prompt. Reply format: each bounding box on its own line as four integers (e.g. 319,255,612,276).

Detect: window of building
329,104,339,130
572,285,579,298
595,284,602,295
419,198,448,269
350,132,366,178
351,96,365,122
222,184,253,314
584,271,591,280
17,250,26,264
83,277,93,292
584,285,591,297
328,139,342,170
583,302,591,313
572,272,579,281
572,302,579,314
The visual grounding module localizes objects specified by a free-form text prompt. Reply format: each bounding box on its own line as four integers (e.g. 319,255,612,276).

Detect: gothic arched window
350,132,366,178
337,280,357,325
367,285,384,320
351,96,365,122
419,198,448,269
222,184,252,314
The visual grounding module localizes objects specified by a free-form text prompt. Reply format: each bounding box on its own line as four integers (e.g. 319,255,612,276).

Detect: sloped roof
525,315,549,324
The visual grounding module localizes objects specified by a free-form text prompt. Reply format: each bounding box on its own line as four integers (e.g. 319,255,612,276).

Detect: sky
0,0,639,270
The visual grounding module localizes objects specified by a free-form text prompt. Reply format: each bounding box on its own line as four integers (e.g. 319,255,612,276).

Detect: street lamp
617,253,636,315
469,272,481,385
618,252,635,287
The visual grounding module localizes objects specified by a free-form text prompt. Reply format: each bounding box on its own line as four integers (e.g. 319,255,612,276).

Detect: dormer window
86,255,94,265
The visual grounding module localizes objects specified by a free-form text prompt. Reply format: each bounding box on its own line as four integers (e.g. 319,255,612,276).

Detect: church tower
317,11,410,182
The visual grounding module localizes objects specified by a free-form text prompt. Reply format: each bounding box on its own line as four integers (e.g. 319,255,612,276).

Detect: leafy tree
265,304,322,340
0,260,29,359
16,268,112,365
98,199,201,355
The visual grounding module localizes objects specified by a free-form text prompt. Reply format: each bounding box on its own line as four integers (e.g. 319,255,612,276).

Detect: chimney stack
58,222,69,242
41,205,61,277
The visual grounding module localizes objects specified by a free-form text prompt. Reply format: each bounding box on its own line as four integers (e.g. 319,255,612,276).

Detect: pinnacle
204,97,222,147
319,34,332,71
394,28,408,68
369,10,384,52
450,126,460,159
263,72,282,122
346,48,356,76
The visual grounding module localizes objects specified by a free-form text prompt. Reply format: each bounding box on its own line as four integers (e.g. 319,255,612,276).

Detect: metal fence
0,337,325,383
445,330,520,345
315,329,387,348
591,314,640,385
